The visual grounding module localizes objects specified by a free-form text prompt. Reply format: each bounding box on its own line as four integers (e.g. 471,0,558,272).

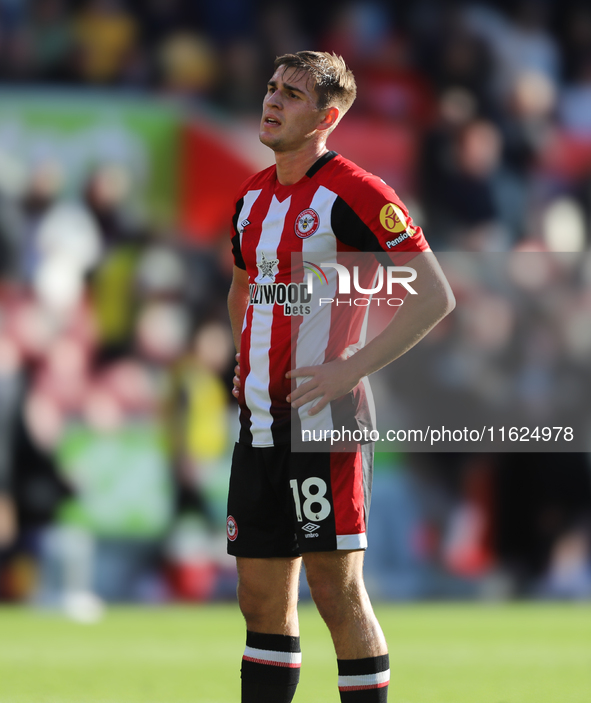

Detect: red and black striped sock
337,654,390,702
240,631,301,703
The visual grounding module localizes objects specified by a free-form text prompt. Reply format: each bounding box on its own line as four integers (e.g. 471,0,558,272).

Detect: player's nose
265,90,282,109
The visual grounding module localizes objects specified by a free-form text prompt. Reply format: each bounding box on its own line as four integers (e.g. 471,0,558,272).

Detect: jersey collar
305,150,338,178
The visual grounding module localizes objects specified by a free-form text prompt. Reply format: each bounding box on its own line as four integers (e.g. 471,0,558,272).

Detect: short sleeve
331,173,430,254
231,196,246,270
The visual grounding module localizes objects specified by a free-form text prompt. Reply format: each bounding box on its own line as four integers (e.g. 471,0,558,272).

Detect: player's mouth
263,114,282,126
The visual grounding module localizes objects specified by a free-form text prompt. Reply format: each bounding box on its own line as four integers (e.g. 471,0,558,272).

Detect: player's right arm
228,265,249,352
228,265,249,398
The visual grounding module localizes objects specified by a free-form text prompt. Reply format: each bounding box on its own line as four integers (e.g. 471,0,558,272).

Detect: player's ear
317,106,340,132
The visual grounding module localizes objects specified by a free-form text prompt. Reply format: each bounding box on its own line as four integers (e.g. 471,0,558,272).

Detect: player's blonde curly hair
274,51,357,115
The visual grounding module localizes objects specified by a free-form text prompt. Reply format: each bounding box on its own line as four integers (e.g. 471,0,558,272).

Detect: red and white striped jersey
231,151,430,446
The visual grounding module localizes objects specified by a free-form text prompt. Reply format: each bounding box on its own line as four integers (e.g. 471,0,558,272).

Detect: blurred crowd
0,157,237,607
2,0,591,241
1,0,591,610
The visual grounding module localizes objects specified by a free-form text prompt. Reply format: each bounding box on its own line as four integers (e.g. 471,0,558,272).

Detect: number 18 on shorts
226,442,373,557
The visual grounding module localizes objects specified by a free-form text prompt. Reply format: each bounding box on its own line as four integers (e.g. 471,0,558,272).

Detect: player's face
259,67,327,153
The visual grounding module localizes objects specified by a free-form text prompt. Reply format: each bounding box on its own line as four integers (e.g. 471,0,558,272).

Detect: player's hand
286,358,361,416
232,352,241,399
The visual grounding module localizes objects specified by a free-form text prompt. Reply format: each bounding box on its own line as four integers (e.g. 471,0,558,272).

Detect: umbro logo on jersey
239,219,251,235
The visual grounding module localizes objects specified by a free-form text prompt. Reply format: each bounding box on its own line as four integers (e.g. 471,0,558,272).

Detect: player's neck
274,143,329,186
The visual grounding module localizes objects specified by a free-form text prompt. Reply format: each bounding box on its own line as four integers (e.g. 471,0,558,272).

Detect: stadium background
1,0,591,613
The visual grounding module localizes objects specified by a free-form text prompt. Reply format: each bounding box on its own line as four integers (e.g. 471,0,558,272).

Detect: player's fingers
286,366,315,379
286,378,316,403
234,363,241,377
290,387,323,409
232,368,241,398
307,396,329,416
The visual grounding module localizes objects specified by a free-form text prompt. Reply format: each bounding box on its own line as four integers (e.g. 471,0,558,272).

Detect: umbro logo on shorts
302,523,320,533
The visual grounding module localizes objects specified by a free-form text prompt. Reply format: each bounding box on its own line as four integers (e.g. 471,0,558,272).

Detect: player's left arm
228,265,250,398
286,251,455,415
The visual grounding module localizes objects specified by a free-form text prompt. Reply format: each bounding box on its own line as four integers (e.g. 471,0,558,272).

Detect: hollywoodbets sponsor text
249,282,312,316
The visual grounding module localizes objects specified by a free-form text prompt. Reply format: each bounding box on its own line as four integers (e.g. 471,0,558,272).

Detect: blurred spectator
464,1,561,101
15,161,62,282
500,68,557,179
84,163,150,358
355,31,436,126
259,2,311,69
72,0,138,84
167,319,233,525
214,38,263,114
0,0,26,30
538,527,591,599
559,54,591,137
33,201,102,312
83,163,142,248
319,1,391,74
0,491,16,554
156,31,219,99
0,335,21,559
559,3,591,82
420,115,514,249
420,87,476,242
416,3,495,118
26,0,75,83
0,23,36,83
138,0,189,47
0,190,21,281
2,364,73,601
199,0,257,46
162,317,235,601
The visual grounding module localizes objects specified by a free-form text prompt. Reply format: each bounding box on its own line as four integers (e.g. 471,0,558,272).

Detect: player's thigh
237,556,302,611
